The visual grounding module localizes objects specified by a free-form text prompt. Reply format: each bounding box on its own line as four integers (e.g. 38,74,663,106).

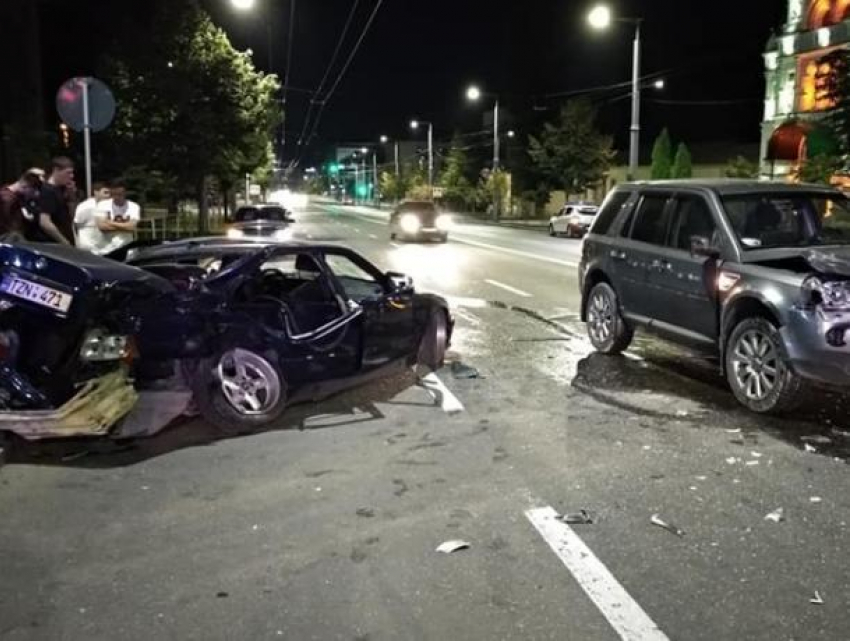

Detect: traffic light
356,183,368,197
328,162,340,175
59,123,70,148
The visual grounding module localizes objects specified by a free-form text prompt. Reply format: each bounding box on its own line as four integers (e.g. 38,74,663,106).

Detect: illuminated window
808,0,850,29
798,53,838,111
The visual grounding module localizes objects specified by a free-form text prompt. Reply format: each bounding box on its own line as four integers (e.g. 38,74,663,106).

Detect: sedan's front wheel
725,317,808,414
193,347,288,435
416,310,450,374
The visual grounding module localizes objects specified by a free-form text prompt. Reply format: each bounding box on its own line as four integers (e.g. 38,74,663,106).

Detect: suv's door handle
610,249,627,261
650,259,672,272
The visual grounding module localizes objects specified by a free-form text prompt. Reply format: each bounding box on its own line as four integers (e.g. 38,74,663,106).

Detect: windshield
234,206,288,222
721,192,850,250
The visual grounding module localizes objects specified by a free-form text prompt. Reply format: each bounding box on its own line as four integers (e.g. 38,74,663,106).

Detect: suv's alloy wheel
586,282,633,354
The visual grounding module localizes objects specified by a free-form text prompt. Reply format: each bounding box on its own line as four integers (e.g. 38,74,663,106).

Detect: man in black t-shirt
34,156,76,245
0,168,44,242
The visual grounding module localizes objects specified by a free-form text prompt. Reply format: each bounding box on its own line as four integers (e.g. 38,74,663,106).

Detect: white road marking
525,507,670,641
485,279,532,298
450,236,579,268
368,233,378,240
390,242,401,248
420,373,464,415
434,294,489,309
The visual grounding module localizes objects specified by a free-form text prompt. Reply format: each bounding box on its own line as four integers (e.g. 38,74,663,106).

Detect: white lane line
420,373,464,415
433,294,489,309
368,233,378,240
451,236,579,268
485,279,532,298
525,507,669,641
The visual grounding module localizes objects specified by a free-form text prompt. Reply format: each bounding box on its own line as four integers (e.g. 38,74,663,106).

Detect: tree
528,99,614,197
671,142,693,179
102,1,281,231
651,128,673,179
823,48,850,161
723,156,760,179
379,170,407,202
798,154,842,184
438,137,474,209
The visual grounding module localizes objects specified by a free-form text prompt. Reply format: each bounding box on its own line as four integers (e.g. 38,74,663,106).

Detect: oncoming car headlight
400,214,421,234
435,214,453,231
226,228,244,239
80,329,130,362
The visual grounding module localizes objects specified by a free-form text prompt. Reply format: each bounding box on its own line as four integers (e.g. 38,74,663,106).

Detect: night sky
40,0,788,165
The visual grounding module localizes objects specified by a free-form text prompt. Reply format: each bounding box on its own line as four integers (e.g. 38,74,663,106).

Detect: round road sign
56,77,115,133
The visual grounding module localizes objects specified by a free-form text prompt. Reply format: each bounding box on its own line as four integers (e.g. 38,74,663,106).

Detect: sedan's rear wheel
193,347,288,435
725,317,808,413
586,282,633,354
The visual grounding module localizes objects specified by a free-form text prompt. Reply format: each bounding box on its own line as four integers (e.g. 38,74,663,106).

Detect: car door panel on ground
644,194,721,342
612,193,673,321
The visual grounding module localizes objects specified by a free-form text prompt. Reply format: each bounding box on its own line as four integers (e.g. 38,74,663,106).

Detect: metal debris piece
356,508,376,518
764,508,785,523
556,510,594,525
450,361,482,380
801,435,832,445
436,540,471,554
650,514,685,537
804,443,817,453
810,591,824,605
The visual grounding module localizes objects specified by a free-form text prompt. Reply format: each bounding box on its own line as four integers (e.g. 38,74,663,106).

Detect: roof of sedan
618,179,843,196
128,237,353,257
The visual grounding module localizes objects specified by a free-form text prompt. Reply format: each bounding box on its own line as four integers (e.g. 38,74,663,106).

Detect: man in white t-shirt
95,179,140,253
74,182,111,252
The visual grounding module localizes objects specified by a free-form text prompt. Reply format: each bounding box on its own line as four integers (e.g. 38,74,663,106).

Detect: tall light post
230,0,274,72
410,119,434,192
588,4,643,181
466,84,501,170
380,135,400,177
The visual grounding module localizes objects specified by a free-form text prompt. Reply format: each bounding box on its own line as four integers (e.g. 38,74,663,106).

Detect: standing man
35,156,76,245
0,168,45,242
74,182,110,252
96,178,140,252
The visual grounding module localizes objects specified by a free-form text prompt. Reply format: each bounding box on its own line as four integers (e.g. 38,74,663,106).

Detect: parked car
389,201,452,243
579,180,850,414
549,203,599,238
0,239,452,439
227,203,294,240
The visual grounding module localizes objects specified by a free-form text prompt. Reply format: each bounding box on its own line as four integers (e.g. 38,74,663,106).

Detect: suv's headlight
80,329,130,362
226,228,244,239
400,214,421,234
802,276,850,310
435,214,453,231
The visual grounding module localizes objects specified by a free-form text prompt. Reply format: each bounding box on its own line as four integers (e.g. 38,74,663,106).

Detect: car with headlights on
389,200,452,243
579,180,850,414
549,202,598,238
226,203,294,241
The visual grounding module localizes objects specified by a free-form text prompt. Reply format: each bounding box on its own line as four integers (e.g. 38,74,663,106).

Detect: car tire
390,232,396,240
549,224,556,237
438,234,448,243
586,282,633,354
416,309,450,374
725,317,809,414
193,347,288,436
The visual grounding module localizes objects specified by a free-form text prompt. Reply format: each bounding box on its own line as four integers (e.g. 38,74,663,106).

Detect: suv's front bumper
781,307,850,387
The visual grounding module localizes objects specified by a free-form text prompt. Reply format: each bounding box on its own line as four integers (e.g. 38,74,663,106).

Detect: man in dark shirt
34,156,76,245
0,168,45,242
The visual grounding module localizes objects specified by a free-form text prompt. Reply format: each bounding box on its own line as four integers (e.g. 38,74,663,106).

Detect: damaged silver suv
579,180,850,414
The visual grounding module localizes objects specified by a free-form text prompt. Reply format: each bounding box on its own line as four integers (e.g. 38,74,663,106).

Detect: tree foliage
101,1,280,229
822,48,850,161
671,142,693,179
528,100,614,195
798,154,842,184
723,156,760,179
438,137,474,208
651,128,673,180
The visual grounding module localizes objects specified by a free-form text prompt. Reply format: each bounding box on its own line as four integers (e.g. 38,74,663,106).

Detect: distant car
550,203,599,238
227,204,294,240
341,194,355,206
389,201,452,243
579,179,850,414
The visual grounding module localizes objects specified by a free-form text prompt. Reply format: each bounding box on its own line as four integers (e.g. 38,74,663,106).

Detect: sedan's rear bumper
398,229,448,242
781,307,850,387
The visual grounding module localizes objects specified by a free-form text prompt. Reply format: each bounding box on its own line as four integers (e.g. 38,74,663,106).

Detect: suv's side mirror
386,271,413,292
690,235,721,258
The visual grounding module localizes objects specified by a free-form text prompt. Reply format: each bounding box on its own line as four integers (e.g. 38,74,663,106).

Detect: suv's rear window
591,191,631,235
234,206,288,222
629,195,671,245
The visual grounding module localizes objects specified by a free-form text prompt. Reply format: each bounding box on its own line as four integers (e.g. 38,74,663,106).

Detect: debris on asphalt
650,514,685,537
810,591,824,605
804,444,818,453
745,460,760,466
436,540,471,554
251,524,259,531
810,497,823,504
356,508,376,518
830,427,850,439
61,450,90,462
764,508,785,523
642,445,652,451
750,451,763,458
725,428,742,434
801,434,832,445
450,361,482,380
726,457,739,465
216,591,229,598
556,510,594,525
675,410,689,417
695,475,708,481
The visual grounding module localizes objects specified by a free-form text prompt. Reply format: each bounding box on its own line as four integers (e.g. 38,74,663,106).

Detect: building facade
762,0,850,179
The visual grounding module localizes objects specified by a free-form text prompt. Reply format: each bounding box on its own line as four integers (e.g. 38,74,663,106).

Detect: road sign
56,77,115,198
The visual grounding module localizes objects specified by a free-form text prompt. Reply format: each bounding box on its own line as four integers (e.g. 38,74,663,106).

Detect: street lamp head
360,147,369,154
654,79,665,90
410,120,420,130
466,85,482,102
507,130,516,138
588,5,612,30
231,0,256,10
380,135,389,143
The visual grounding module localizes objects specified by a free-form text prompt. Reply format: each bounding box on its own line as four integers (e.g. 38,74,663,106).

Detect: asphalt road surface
1,198,849,641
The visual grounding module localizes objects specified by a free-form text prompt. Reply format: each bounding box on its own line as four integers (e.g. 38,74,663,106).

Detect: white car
549,203,598,238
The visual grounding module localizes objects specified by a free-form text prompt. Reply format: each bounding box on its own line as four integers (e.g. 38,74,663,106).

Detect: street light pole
629,22,641,181
493,98,500,171
427,122,434,191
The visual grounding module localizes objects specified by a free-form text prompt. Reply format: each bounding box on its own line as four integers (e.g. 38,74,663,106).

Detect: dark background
36,0,788,165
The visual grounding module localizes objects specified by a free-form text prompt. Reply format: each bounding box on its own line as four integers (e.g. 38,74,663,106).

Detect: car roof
128,237,358,260
615,179,843,197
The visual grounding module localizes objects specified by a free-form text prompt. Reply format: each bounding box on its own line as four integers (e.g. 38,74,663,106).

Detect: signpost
56,77,115,197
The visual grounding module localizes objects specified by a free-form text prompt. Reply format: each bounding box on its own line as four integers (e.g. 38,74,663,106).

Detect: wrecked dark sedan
0,239,451,438
579,180,850,414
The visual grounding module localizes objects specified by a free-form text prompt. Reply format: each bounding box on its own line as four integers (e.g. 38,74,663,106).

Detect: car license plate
0,276,73,313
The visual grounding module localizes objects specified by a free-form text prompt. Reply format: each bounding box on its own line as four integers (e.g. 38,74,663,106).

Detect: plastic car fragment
556,510,594,525
436,540,470,554
764,508,785,523
650,514,685,537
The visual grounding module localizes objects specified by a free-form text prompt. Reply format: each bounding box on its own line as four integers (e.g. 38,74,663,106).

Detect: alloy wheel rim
588,290,614,344
217,348,281,415
731,329,780,402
